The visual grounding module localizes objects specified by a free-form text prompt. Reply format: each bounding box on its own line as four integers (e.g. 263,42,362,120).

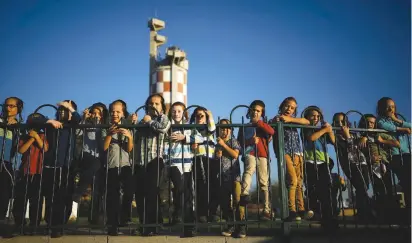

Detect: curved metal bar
34,104,58,114
135,105,146,114
345,110,366,128
229,105,250,124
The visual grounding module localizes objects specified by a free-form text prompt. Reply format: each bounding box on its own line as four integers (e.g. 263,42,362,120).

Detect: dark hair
90,102,109,124
3,96,24,122
246,100,266,119
168,101,189,122
145,93,166,115
358,114,376,129
332,112,352,128
189,106,209,124
376,97,395,118
109,99,129,118
217,118,231,136
303,105,323,121
278,97,298,117
55,100,77,121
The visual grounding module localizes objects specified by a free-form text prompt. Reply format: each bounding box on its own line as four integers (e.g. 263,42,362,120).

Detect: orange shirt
19,134,48,175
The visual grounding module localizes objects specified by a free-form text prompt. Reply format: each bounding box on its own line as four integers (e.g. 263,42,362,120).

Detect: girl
189,107,216,223
103,100,134,236
163,102,203,237
215,119,241,237
272,97,309,221
333,112,373,222
376,97,411,211
302,106,335,227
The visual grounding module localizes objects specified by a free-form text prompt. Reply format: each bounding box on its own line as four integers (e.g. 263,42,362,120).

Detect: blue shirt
377,117,411,155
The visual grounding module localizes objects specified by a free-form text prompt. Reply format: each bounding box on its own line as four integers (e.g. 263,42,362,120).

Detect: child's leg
106,168,120,228
169,167,183,220
294,155,305,212
120,166,134,224
285,154,298,213
257,157,270,213
240,155,257,197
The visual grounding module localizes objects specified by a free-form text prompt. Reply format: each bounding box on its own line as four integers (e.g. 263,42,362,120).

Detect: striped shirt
193,117,216,158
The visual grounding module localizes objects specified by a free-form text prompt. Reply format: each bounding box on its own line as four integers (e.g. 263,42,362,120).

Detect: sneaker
261,211,272,221
306,210,315,220
107,227,118,236
69,201,78,222
286,211,299,221
236,225,247,238
221,225,235,237
199,216,208,223
50,230,63,238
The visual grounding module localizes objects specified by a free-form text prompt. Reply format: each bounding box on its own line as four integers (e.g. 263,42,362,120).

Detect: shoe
199,216,207,223
286,211,299,222
210,215,221,222
306,210,315,220
221,225,235,237
261,211,272,221
107,227,118,236
183,228,196,238
50,230,63,238
236,225,247,238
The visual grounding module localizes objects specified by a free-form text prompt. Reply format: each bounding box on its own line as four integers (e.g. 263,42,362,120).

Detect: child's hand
339,176,345,186
358,137,368,148
341,126,350,138
279,115,292,123
377,135,384,143
170,133,185,142
83,108,90,119
143,115,152,123
191,144,198,150
58,100,75,112
217,137,226,147
108,124,118,135
7,119,17,125
323,122,333,133
118,128,132,139
403,128,411,135
253,136,260,145
28,130,39,139
131,113,138,124
215,149,223,158
47,119,63,129
206,110,213,120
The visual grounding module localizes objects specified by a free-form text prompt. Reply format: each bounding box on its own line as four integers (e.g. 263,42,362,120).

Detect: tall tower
148,18,189,112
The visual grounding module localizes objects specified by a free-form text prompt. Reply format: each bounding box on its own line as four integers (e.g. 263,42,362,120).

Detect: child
215,119,241,237
102,100,134,236
12,113,49,231
70,102,108,223
376,97,411,212
0,97,24,228
189,107,217,224
237,100,274,238
302,106,335,226
271,97,309,221
333,112,374,222
134,94,171,236
32,100,81,238
358,114,400,220
163,101,203,237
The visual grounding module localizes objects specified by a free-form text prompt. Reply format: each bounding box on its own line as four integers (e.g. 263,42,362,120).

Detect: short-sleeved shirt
303,129,330,164
102,129,131,169
216,137,242,182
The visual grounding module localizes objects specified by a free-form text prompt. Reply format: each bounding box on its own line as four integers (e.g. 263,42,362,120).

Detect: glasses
196,114,205,119
5,104,17,109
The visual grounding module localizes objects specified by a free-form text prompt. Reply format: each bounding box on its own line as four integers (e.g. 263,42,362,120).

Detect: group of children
0,95,410,238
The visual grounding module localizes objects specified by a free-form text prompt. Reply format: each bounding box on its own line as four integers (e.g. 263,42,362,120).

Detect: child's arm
216,138,239,160
378,118,411,134
33,132,48,152
256,120,275,136
280,116,310,125
306,123,333,142
118,128,134,152
103,126,115,151
206,110,216,133
18,138,35,154
144,114,171,134
185,129,205,144
377,134,400,148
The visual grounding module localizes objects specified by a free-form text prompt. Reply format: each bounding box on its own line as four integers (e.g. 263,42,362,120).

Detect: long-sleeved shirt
0,118,18,163
193,117,216,158
163,123,204,174
135,114,171,166
377,117,411,155
238,120,274,159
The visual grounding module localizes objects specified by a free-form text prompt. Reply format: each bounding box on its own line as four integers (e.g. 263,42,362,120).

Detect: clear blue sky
1,0,410,185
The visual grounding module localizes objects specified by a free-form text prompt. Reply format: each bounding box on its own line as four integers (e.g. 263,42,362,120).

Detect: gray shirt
102,129,131,169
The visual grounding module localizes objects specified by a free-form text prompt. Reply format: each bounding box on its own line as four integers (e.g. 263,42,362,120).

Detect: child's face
366,117,376,129
148,96,163,116
281,100,296,117
333,114,345,127
4,98,18,118
308,110,321,125
171,105,184,123
250,105,263,123
384,99,396,117
91,108,102,121
219,121,231,139
111,103,124,124
195,110,206,124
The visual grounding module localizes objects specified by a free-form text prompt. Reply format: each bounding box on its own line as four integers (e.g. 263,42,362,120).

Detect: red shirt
238,120,275,158
19,134,48,175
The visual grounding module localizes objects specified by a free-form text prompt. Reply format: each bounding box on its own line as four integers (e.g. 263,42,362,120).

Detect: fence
0,103,410,238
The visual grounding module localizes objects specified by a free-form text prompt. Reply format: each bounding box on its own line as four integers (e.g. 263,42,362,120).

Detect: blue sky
1,0,410,185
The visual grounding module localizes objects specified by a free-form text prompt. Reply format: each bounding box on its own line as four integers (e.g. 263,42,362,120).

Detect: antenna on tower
154,8,158,18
